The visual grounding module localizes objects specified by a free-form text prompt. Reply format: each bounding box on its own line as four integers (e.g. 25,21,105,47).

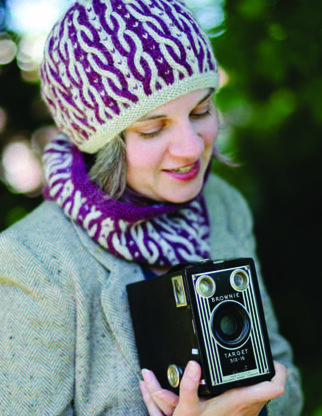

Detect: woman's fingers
142,369,179,416
140,361,287,416
263,361,288,398
140,380,164,416
221,361,288,409
247,361,287,402
175,361,204,414
141,362,202,416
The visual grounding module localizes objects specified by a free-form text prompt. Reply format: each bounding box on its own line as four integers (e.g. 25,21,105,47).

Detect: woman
0,0,302,415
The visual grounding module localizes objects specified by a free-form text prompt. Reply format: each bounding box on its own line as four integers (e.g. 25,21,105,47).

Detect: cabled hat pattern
40,0,219,154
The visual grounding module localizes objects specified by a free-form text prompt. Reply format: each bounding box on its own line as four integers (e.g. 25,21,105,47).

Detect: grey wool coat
0,174,303,415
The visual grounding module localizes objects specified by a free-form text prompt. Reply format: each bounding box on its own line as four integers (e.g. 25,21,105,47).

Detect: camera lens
211,301,250,348
230,269,249,291
196,275,216,298
220,315,238,336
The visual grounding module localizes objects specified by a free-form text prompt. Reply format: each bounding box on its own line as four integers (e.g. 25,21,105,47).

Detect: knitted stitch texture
43,135,210,266
40,0,218,153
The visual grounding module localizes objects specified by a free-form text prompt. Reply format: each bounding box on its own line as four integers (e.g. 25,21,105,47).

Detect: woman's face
124,88,219,203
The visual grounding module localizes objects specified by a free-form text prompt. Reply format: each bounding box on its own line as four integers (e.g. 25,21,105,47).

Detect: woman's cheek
127,140,162,171
201,115,219,146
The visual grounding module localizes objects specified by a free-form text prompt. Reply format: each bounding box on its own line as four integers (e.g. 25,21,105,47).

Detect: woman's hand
140,361,287,416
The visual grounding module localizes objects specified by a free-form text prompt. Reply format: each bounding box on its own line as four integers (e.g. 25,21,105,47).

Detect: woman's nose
168,120,204,159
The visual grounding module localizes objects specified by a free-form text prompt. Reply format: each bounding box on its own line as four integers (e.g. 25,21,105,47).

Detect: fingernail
141,368,153,382
186,361,200,381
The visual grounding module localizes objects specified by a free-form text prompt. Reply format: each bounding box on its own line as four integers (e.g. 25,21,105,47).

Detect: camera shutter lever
167,364,183,388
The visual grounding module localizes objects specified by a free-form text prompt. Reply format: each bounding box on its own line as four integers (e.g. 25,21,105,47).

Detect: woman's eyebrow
138,89,213,122
138,113,167,122
196,88,213,106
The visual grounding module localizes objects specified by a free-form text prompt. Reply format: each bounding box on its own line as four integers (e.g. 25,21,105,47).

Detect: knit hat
40,0,219,154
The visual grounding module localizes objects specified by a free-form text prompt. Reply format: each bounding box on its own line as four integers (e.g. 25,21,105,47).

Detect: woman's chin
159,184,203,204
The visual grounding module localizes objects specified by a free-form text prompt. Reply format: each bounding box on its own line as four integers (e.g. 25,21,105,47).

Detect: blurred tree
0,54,46,229
212,0,322,414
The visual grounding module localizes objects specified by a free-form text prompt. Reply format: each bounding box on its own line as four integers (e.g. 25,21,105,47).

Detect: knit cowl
43,135,211,267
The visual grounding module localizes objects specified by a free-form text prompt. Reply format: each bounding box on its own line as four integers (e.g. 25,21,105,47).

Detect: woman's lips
163,160,200,181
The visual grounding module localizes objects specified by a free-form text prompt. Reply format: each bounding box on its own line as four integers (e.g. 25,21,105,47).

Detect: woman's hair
89,134,127,200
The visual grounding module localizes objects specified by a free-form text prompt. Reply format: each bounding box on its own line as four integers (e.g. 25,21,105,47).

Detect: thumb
175,361,202,414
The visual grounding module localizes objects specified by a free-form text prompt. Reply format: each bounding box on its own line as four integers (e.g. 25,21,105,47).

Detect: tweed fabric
39,0,218,153
42,134,210,266
0,175,303,415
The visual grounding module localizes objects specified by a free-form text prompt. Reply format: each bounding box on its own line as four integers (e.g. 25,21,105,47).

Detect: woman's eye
190,102,212,119
190,109,211,119
138,127,164,138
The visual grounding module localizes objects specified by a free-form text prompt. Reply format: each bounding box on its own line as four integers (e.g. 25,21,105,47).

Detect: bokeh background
0,0,321,414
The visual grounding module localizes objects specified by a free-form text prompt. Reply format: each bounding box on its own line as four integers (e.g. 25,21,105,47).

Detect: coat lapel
100,257,144,374
73,223,144,376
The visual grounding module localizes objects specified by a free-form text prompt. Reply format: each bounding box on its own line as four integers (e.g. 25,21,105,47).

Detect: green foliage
212,0,322,415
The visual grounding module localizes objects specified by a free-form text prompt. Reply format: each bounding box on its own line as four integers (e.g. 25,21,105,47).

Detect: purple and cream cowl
40,0,218,153
43,135,210,266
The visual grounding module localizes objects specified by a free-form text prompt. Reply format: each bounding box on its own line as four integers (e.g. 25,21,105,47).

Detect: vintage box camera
127,258,275,396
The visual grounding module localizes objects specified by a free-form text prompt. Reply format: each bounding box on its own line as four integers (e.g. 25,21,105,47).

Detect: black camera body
127,258,275,396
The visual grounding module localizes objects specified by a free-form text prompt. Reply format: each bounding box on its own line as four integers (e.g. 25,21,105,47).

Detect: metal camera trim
171,275,188,307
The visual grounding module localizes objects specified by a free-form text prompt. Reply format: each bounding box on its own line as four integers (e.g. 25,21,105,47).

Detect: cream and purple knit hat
40,0,219,154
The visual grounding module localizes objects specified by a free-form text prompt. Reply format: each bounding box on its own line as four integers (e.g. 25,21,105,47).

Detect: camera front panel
127,257,274,397
186,259,274,394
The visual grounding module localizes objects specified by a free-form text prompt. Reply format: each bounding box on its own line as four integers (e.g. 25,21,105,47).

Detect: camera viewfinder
196,275,216,298
230,269,250,291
